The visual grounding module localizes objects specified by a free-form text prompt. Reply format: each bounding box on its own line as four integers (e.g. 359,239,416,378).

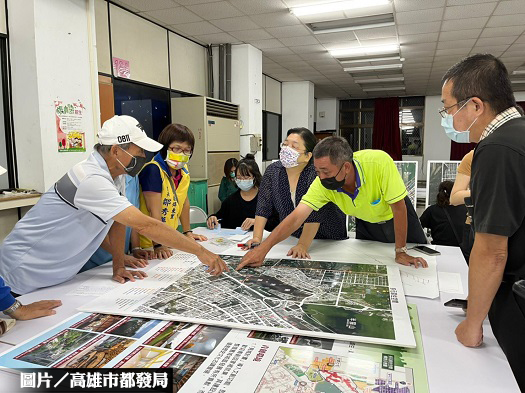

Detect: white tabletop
0,236,519,392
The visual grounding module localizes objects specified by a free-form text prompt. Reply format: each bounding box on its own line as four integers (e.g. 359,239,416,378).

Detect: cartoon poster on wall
55,99,87,152
113,57,130,79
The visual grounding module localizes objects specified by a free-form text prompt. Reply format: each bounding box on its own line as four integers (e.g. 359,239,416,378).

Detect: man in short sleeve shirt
440,54,525,390
0,116,227,295
239,136,428,271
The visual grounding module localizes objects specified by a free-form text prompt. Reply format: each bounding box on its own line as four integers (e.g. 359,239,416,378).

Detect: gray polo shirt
0,151,132,294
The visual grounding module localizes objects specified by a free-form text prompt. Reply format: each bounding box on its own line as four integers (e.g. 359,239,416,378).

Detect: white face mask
441,98,478,143
235,178,254,191
279,146,301,168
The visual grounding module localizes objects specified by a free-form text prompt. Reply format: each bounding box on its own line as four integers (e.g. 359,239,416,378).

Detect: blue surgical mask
235,179,254,191
441,99,477,143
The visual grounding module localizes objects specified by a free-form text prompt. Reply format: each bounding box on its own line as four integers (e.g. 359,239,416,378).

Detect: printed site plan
80,252,415,347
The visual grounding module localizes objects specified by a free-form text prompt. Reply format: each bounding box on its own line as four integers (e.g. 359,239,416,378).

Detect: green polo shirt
301,149,407,223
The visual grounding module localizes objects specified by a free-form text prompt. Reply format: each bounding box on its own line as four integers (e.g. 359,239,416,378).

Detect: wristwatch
395,246,408,254
3,299,22,316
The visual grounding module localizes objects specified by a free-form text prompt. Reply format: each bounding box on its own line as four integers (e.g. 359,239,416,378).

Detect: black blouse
212,190,258,230
256,161,347,240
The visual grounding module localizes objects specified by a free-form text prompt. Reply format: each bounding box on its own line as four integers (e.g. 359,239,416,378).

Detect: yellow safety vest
139,160,190,248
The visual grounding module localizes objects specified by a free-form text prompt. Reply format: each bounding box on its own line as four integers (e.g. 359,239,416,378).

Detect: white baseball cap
98,115,163,152
0,165,6,176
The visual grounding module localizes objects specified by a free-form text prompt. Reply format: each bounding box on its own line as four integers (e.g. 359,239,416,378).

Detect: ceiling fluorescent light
344,63,403,72
511,80,525,84
512,70,525,75
355,77,404,83
340,56,403,64
312,21,394,34
290,0,391,17
307,13,395,34
363,86,405,92
331,44,399,58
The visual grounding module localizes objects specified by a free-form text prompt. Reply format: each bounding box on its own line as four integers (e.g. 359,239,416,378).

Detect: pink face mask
279,146,301,168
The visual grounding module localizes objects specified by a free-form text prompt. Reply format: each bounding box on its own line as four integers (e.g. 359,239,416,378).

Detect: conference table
0,233,519,392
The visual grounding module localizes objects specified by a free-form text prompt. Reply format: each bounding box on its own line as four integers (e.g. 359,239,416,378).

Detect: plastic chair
189,206,208,226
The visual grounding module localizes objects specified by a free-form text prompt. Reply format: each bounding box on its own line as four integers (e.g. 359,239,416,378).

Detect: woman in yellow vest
133,124,207,260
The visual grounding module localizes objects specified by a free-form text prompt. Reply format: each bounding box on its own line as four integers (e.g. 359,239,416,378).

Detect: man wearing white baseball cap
0,115,228,296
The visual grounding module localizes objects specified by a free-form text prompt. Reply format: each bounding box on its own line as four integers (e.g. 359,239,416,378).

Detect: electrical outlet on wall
250,134,262,152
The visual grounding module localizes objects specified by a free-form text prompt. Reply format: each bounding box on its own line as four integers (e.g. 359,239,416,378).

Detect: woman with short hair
134,123,206,260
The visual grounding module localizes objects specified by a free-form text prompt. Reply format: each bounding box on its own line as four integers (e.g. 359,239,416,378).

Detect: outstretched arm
237,203,313,270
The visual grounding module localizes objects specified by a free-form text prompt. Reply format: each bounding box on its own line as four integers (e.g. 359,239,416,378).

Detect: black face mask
118,147,148,177
320,164,346,190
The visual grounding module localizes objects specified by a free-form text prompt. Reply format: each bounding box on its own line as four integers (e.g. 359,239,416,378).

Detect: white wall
110,4,169,88
514,92,525,101
231,44,263,168
94,0,111,75
169,32,207,96
282,81,315,138
421,95,450,178
316,98,338,132
8,0,96,191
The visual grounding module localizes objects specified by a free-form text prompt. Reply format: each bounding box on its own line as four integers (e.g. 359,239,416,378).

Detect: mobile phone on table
444,299,468,309
412,245,441,256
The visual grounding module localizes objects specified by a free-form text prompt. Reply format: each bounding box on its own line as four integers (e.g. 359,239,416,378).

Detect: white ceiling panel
487,14,525,27
398,21,441,35
210,16,261,31
439,29,482,41
265,25,311,38
480,26,525,38
227,0,285,15
145,7,202,24
435,48,471,56
394,0,445,12
186,1,243,20
493,0,524,15
444,3,497,20
476,36,517,47
230,29,273,41
290,44,326,54
249,11,301,28
262,47,295,55
314,31,357,44
442,17,488,31
175,0,222,4
267,54,304,62
354,26,397,41
399,32,439,44
193,32,239,44
118,0,179,12
279,35,320,46
249,38,285,49
172,21,222,36
437,39,477,50
396,8,444,25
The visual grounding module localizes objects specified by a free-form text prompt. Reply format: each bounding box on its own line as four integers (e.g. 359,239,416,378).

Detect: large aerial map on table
80,253,415,348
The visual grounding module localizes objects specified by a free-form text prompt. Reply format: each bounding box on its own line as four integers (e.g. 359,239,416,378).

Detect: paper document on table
341,242,440,299
438,271,464,294
67,274,120,297
398,262,440,299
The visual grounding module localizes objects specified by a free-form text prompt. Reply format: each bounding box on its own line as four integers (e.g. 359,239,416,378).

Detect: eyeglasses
169,146,192,156
438,97,472,119
280,142,306,153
